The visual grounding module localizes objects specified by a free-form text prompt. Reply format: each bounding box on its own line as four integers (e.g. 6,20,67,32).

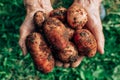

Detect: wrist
24,0,53,15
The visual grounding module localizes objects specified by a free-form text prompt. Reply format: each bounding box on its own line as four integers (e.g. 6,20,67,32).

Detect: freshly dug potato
67,3,88,29
73,29,97,57
50,7,67,22
26,32,54,73
66,26,75,39
57,42,78,63
44,17,69,50
33,11,46,29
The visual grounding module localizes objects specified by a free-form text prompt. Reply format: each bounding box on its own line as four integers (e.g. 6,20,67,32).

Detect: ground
0,0,120,80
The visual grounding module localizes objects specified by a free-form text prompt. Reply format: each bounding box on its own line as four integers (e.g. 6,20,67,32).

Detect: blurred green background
0,0,120,80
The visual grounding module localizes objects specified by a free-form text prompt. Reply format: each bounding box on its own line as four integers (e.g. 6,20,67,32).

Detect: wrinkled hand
19,0,53,55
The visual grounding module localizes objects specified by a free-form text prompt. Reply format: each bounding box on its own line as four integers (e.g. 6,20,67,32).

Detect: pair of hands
19,0,105,68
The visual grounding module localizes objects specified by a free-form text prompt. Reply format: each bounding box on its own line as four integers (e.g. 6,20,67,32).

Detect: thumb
19,25,30,55
87,24,105,54
86,12,105,54
19,14,35,55
19,25,34,55
94,28,105,54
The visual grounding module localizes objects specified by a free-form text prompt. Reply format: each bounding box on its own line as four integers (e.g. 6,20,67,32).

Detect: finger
19,14,35,55
74,0,90,7
87,18,105,54
63,63,70,68
71,56,84,68
94,28,105,54
19,25,32,55
55,60,63,67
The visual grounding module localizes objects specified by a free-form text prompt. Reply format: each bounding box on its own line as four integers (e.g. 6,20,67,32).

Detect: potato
57,42,78,63
44,17,69,50
73,29,97,57
33,11,46,29
50,7,67,22
26,32,54,73
64,23,75,39
67,3,88,29
65,25,75,39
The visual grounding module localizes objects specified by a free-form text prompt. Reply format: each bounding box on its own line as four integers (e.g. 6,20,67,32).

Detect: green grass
0,0,120,80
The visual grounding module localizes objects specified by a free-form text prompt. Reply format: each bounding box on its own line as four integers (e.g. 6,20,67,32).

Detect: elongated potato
57,42,78,63
44,17,69,50
26,32,54,73
67,3,88,29
33,11,46,29
50,7,67,22
73,29,97,57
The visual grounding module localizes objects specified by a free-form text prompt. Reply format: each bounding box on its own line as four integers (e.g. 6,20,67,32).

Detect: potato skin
50,7,67,22
57,42,78,63
33,11,46,29
65,24,75,40
26,32,54,73
73,29,97,57
67,4,88,29
44,17,68,50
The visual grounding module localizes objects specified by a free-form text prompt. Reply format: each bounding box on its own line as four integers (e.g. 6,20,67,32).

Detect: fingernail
101,48,104,54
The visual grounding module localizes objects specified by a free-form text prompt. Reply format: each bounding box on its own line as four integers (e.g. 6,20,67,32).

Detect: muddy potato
73,29,97,57
44,17,69,50
33,11,46,29
67,3,88,29
64,23,75,39
26,32,54,73
50,7,67,22
66,26,75,39
57,42,78,63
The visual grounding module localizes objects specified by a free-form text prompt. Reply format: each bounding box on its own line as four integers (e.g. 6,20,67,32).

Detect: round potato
26,32,54,73
73,29,97,57
44,17,69,50
50,7,67,22
57,42,78,63
67,3,88,29
33,11,46,29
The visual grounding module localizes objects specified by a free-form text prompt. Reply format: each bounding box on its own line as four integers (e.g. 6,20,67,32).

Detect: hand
19,0,53,55
74,0,105,54
57,0,105,68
